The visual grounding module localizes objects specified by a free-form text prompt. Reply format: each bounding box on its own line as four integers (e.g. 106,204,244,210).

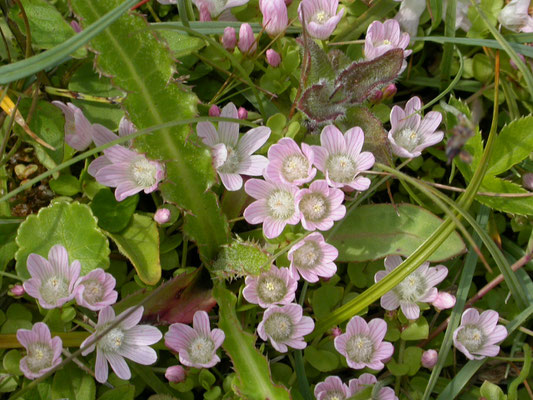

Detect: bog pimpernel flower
453,309,507,360
288,232,338,282
266,49,281,67
388,96,444,158
243,176,300,239
260,0,288,36
238,23,257,54
24,245,81,309
498,0,533,33
17,322,62,379
348,373,397,400
165,365,186,383
243,265,298,308
266,137,316,186
296,179,346,231
394,0,426,37
81,306,162,383
314,376,351,400
157,0,249,20
257,303,315,352
421,349,438,369
165,310,225,369
432,291,456,311
197,103,270,191
74,268,118,311
364,20,411,72
53,101,93,151
334,316,393,370
312,125,375,191
298,0,345,40
374,256,448,320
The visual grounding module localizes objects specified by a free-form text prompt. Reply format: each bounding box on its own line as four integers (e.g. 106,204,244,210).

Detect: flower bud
432,291,456,310
523,173,533,191
70,20,82,33
10,284,25,297
209,104,221,117
198,2,212,21
238,107,248,120
382,83,397,100
222,27,236,51
165,365,186,383
369,89,383,104
266,49,281,67
154,208,171,225
421,349,438,369
330,326,342,338
260,0,288,36
238,23,257,54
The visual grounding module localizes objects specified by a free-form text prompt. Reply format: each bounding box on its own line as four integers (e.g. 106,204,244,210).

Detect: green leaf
72,0,229,263
3,350,22,376
401,317,429,341
107,214,161,285
480,381,506,400
387,358,409,376
304,347,339,372
404,346,423,376
15,201,110,278
311,285,343,320
478,176,533,215
90,188,138,233
49,174,81,196
329,204,466,262
467,0,503,38
98,385,135,400
158,31,206,58
214,286,291,400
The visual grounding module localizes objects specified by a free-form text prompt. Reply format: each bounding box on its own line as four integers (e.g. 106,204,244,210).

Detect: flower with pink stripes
334,316,393,370
260,0,288,36
453,309,507,360
288,232,338,282
17,323,62,379
53,101,93,151
314,376,351,400
74,268,118,311
298,0,345,40
165,311,225,368
266,137,316,186
296,179,346,231
348,374,397,400
364,19,411,73
243,265,298,308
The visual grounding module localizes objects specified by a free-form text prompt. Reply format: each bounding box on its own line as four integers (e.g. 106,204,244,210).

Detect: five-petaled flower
17,322,62,380
243,265,298,308
74,268,118,311
348,373,398,400
314,375,351,400
288,232,338,282
296,179,346,231
298,0,345,40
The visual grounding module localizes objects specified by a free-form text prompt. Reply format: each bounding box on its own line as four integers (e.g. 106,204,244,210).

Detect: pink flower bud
432,292,456,310
198,2,212,21
260,0,288,36
154,208,171,224
70,20,82,33
209,104,221,117
369,89,383,104
421,349,438,369
165,365,186,383
222,27,237,51
330,326,342,338
523,173,533,191
266,49,281,67
238,23,257,54
382,84,397,100
238,107,248,120
10,284,25,297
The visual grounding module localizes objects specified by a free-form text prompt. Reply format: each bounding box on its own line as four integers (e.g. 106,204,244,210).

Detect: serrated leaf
298,82,345,123
107,214,161,285
90,188,138,233
158,31,206,58
15,201,110,278
297,37,336,88
72,0,229,263
329,204,466,262
214,286,291,400
478,176,533,215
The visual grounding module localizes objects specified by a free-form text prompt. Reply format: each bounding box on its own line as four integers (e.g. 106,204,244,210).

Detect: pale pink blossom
222,27,236,51
266,49,281,67
296,179,346,231
260,0,288,36
364,20,411,72
197,103,270,191
159,0,250,19
334,316,394,370
154,208,171,224
394,0,425,38
432,291,456,310
23,245,81,309
165,311,225,368
74,268,118,311
314,376,351,400
53,101,93,151
453,309,507,360
165,365,186,382
81,306,162,383
288,232,338,282
17,323,62,379
238,23,257,54
348,373,397,400
312,125,375,191
298,0,345,40
257,304,314,352
388,97,444,158
374,256,448,320
421,349,438,368
499,0,533,32
243,265,298,308
266,137,316,186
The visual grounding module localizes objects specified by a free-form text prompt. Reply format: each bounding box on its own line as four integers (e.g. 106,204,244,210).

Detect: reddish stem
132,0,151,10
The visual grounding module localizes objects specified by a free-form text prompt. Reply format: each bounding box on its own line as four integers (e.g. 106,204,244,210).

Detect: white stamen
26,343,54,373
267,190,296,220
264,312,293,342
395,271,428,302
40,276,69,305
292,241,321,270
257,274,287,304
457,326,485,353
346,334,374,364
326,154,358,184
82,279,104,305
313,10,329,24
188,336,215,364
299,193,328,222
131,157,158,188
99,327,125,352
394,128,420,152
281,154,309,183
218,145,241,173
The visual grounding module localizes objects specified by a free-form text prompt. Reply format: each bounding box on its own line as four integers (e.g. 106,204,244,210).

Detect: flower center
457,326,485,353
266,189,296,220
381,39,392,45
218,145,241,173
394,128,420,152
292,241,321,270
26,342,54,373
346,334,374,364
257,274,287,304
188,336,215,365
326,154,358,184
313,10,328,24
131,157,158,188
82,279,104,305
324,393,346,400
264,312,293,342
99,327,125,352
281,154,309,183
40,275,69,305
299,193,329,222
395,271,428,303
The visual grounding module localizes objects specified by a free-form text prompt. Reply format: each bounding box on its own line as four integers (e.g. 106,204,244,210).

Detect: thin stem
0,270,23,281
181,238,188,269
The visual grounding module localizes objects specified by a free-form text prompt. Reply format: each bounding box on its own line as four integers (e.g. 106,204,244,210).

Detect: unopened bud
10,284,25,297
382,84,397,100
165,365,186,383
154,208,171,225
330,326,342,338
238,23,257,54
209,104,221,117
421,349,438,369
70,20,82,33
238,107,248,120
432,292,456,310
523,173,533,191
222,27,236,51
266,49,281,67
369,89,383,104
259,0,288,36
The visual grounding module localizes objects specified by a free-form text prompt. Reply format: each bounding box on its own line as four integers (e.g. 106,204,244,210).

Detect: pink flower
243,265,298,308
348,373,397,400
298,0,345,40
421,349,438,368
154,208,171,224
165,311,225,368
498,0,533,33
74,268,118,311
238,23,257,54
266,49,281,67
23,245,81,309
197,103,270,191
334,316,394,370
314,376,351,400
312,125,375,191
296,179,346,231
244,176,300,239
432,291,456,310
17,323,62,379
374,256,448,320
364,20,411,72
288,232,338,282
453,309,507,360
265,137,316,186
186,0,250,19
260,0,288,36
53,101,93,151
165,365,186,382
222,27,236,51
388,97,444,158
81,306,162,383
257,303,314,352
